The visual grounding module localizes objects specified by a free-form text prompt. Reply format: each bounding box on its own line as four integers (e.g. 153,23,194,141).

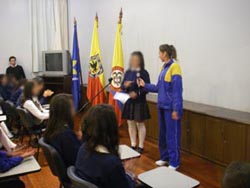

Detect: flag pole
74,18,84,86
118,8,123,23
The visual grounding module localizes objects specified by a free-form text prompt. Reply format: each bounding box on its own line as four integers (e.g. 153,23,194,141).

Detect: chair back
39,137,70,186
16,107,35,131
67,166,98,188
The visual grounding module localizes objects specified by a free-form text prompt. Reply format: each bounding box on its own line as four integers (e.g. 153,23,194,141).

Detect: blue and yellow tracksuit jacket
144,59,183,116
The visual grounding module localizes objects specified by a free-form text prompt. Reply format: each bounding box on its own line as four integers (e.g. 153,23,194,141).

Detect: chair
0,100,19,130
39,137,71,188
67,166,98,188
16,107,43,158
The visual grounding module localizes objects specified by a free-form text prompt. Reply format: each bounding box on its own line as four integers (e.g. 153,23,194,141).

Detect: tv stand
42,75,72,94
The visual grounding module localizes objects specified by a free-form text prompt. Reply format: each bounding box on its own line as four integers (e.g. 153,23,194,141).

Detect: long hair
44,94,74,139
131,51,145,70
159,44,177,59
82,104,119,157
21,81,34,105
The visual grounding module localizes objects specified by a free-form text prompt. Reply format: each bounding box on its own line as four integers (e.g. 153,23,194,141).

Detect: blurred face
130,55,140,69
34,82,44,94
159,51,169,62
1,76,8,86
32,84,41,96
9,58,16,66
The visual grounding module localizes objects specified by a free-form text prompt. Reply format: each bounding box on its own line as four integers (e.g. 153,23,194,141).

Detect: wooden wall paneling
246,126,250,161
188,112,206,156
181,110,190,151
145,102,159,141
223,121,247,163
204,117,224,163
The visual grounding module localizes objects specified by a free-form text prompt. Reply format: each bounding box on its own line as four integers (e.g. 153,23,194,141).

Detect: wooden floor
20,125,225,188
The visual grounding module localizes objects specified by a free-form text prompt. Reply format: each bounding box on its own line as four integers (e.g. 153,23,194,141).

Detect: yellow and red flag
87,14,106,105
108,10,124,126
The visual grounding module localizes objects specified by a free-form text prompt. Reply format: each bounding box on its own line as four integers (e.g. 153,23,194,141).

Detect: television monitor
42,50,71,76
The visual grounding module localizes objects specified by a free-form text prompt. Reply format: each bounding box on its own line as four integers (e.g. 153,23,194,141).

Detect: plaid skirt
122,101,150,121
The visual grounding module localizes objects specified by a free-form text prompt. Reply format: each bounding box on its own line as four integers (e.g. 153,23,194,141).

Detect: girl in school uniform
138,44,183,170
44,94,81,168
76,104,135,188
22,81,49,124
121,51,151,154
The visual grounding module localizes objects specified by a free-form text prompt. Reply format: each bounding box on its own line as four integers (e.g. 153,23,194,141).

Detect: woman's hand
137,78,145,87
172,111,179,120
129,91,137,99
124,81,133,88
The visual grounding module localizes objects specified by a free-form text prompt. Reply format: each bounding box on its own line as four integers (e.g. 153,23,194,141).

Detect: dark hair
159,44,177,59
33,76,44,85
131,51,145,70
82,104,119,156
9,56,16,62
222,161,250,188
18,79,27,87
22,81,35,104
44,94,74,139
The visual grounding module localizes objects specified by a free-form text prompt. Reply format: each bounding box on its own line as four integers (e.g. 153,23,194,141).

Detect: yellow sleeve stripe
164,62,182,82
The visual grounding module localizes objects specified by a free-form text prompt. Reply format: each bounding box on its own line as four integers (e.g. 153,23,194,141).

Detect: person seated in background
75,104,135,188
222,161,250,188
21,81,49,124
33,76,54,105
44,94,81,168
10,79,27,106
6,56,26,81
0,148,35,188
0,74,12,100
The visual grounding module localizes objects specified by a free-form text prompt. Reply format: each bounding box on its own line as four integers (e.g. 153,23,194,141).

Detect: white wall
0,0,32,78
0,0,249,112
68,0,250,112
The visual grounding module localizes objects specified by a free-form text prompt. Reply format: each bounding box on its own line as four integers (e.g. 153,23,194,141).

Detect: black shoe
131,146,137,150
137,147,144,154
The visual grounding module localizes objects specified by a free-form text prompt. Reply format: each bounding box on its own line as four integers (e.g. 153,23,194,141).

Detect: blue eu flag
71,21,82,110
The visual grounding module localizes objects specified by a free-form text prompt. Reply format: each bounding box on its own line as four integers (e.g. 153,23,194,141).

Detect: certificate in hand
114,92,130,104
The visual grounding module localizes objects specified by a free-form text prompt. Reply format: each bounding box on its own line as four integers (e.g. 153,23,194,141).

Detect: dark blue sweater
45,128,81,168
75,144,134,188
0,151,23,173
121,69,150,103
0,85,12,101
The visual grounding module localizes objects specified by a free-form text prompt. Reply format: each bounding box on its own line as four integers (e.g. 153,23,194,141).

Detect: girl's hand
123,158,136,172
137,78,145,87
124,81,133,88
172,111,179,120
129,91,137,99
20,148,35,158
43,89,54,97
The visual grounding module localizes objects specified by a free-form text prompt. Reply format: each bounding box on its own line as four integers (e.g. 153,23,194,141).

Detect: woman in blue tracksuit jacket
138,44,183,169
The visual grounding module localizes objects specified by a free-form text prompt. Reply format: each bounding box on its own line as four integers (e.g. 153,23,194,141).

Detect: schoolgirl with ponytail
138,44,183,170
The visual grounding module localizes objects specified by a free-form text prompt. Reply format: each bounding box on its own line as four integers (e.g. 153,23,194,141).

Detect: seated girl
10,79,26,106
75,104,135,188
44,94,81,167
21,81,49,124
0,74,12,101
